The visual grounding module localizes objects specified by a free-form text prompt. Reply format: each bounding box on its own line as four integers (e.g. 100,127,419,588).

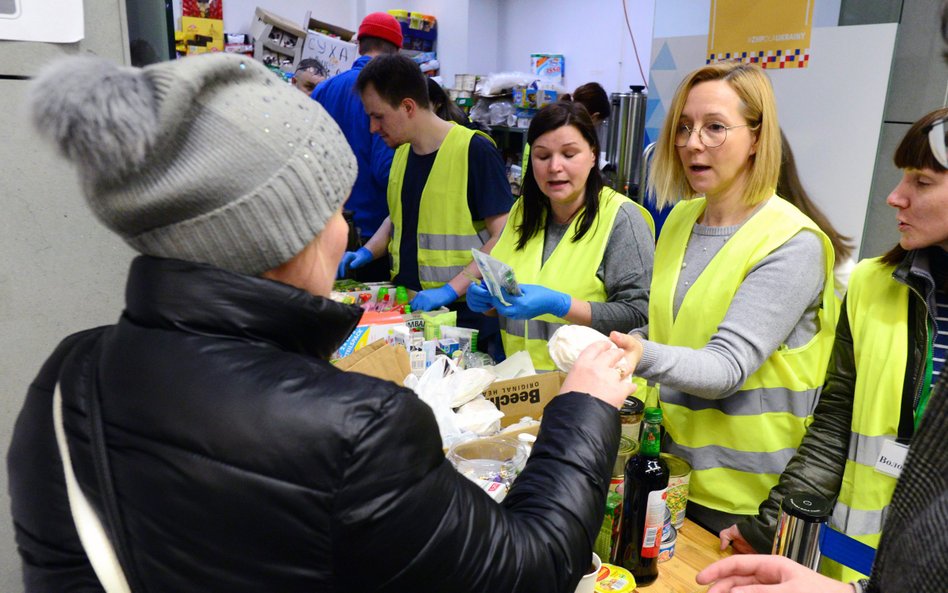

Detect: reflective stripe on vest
492,187,652,370
649,196,837,515
819,257,906,582
387,124,491,289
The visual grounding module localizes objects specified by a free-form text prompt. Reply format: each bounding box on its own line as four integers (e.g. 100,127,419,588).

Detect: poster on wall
0,0,83,42
301,30,357,78
707,0,815,69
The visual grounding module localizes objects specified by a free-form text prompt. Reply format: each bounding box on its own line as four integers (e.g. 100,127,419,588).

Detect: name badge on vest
874,440,909,478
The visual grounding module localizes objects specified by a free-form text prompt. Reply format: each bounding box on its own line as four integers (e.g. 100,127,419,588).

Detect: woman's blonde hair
648,62,781,209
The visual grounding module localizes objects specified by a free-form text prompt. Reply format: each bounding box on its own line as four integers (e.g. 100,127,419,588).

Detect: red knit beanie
358,12,403,48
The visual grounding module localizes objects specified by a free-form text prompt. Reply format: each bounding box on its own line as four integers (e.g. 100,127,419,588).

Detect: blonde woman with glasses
610,62,839,535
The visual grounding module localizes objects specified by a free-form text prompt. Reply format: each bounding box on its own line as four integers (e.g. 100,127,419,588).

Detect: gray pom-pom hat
30,53,357,276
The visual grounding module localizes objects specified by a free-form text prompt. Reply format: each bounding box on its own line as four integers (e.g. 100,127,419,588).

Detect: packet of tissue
471,249,521,306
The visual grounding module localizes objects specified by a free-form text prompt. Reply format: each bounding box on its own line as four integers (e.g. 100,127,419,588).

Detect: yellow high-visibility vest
492,187,654,370
649,196,837,515
819,257,908,582
387,124,492,289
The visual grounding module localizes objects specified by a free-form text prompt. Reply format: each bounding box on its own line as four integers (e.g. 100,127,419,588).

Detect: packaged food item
440,325,478,354
658,524,677,563
594,491,623,562
618,396,644,441
660,452,692,529
422,309,457,340
594,564,636,592
610,435,637,494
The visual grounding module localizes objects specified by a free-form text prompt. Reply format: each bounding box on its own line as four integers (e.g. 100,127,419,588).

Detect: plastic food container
594,563,636,592
660,452,692,528
447,436,527,488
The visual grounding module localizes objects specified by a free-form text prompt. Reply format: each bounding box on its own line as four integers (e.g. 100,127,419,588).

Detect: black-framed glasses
926,116,948,168
674,123,750,148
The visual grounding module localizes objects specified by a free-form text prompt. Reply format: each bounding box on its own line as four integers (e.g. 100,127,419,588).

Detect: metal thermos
771,492,833,570
604,85,648,198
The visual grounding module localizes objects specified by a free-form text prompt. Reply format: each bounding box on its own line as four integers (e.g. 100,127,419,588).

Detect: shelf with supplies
250,6,306,69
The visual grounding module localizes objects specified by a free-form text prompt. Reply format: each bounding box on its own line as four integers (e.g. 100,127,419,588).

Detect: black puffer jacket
8,256,620,592
737,248,939,552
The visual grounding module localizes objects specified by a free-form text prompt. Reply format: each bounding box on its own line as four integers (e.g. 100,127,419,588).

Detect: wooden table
637,519,732,592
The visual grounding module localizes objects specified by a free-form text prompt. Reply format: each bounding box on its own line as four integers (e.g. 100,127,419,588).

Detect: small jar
618,396,644,441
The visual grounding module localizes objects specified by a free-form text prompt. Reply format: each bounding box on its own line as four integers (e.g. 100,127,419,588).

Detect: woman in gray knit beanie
9,53,641,593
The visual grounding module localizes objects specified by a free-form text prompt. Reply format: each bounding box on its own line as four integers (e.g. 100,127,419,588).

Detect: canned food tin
609,435,637,493
660,452,692,528
661,505,672,540
594,563,636,592
658,524,677,563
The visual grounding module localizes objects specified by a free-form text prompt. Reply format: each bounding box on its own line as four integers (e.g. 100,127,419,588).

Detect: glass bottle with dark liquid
617,407,669,585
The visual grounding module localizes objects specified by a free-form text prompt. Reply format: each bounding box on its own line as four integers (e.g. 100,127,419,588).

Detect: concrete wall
0,1,132,590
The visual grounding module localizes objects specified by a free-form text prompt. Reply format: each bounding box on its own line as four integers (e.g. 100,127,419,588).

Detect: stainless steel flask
771,492,833,570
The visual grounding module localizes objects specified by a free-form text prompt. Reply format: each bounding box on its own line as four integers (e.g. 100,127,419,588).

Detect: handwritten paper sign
301,30,357,77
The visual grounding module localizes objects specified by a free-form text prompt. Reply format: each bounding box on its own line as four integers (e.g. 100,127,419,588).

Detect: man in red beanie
313,12,404,282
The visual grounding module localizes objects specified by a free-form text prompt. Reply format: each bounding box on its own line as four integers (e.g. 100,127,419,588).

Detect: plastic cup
574,552,602,593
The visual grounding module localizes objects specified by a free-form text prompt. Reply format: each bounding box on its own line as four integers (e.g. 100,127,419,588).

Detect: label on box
531,53,565,82
483,371,566,426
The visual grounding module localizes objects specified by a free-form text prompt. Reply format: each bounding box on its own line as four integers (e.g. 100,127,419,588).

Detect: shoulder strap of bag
53,381,132,593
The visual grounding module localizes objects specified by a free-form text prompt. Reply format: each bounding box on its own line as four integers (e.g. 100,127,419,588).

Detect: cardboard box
483,371,566,427
303,12,355,41
334,339,411,385
336,341,566,428
181,16,224,54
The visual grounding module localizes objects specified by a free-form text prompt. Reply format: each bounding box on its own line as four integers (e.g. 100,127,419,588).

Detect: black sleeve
332,387,619,593
737,298,856,552
466,134,514,221
8,329,106,593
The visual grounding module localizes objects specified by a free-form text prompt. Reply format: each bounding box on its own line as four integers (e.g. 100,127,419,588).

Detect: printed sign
707,0,815,69
301,30,357,77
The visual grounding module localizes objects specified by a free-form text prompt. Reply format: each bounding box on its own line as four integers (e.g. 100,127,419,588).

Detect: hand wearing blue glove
494,284,571,320
336,247,373,279
466,281,498,314
410,284,459,312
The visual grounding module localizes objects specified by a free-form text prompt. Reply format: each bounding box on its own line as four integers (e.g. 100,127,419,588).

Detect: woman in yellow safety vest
611,62,839,533
720,106,948,585
467,100,655,371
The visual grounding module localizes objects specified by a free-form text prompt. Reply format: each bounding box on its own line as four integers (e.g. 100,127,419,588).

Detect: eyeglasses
674,123,750,148
926,116,948,168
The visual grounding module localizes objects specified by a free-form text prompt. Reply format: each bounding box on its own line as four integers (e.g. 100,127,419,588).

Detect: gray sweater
542,200,654,334
634,221,826,399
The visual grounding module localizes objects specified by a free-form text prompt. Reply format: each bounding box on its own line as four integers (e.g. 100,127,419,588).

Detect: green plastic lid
644,407,662,423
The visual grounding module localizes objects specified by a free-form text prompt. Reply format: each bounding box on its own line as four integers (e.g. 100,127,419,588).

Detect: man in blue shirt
313,12,403,281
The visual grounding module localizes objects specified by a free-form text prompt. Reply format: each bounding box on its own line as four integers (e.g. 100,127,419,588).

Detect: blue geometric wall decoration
651,42,677,71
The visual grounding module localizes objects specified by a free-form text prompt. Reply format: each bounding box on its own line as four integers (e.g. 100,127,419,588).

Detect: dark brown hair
356,54,429,109
777,131,853,263
880,107,948,265
572,82,611,122
517,101,604,250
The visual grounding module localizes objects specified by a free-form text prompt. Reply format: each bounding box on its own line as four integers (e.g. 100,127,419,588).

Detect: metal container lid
619,396,644,416
781,492,832,522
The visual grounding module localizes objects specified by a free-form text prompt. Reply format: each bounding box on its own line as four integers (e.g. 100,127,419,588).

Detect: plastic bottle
617,407,669,585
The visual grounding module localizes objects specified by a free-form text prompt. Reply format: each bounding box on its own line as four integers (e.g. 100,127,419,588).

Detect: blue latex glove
494,284,571,320
336,247,373,279
466,281,498,314
410,284,459,312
